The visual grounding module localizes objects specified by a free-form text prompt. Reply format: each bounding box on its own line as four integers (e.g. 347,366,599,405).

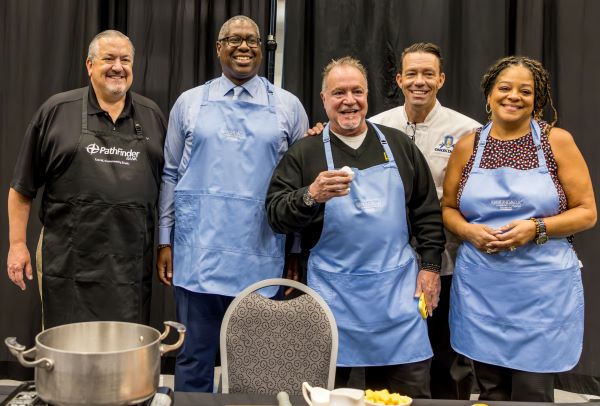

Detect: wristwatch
302,188,317,207
530,218,548,245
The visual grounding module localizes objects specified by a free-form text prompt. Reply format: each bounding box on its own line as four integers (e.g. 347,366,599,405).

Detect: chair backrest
220,278,338,395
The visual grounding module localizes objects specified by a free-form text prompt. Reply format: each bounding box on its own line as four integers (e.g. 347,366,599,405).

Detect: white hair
87,30,135,61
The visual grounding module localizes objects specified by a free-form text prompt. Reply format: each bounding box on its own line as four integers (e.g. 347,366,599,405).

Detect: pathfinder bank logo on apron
86,143,141,165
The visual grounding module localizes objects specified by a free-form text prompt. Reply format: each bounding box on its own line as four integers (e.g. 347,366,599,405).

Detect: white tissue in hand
340,166,354,178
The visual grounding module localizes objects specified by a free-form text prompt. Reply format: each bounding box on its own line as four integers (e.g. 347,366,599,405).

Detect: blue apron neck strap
322,124,335,170
472,122,492,170
368,120,395,164
201,79,216,103
322,121,395,170
474,120,547,173
258,77,275,107
530,119,548,173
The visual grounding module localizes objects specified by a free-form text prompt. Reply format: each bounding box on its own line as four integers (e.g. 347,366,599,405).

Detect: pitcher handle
302,382,314,406
5,337,53,371
159,321,186,355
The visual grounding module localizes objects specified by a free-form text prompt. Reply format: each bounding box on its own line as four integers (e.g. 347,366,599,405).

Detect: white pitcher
302,382,365,406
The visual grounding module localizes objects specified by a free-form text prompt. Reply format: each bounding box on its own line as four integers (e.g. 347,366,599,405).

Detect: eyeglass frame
218,36,262,48
405,122,417,141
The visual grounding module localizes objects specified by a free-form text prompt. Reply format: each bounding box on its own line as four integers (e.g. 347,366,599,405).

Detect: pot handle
159,321,186,356
5,337,54,371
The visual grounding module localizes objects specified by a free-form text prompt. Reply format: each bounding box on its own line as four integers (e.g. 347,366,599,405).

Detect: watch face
303,191,315,207
536,234,549,245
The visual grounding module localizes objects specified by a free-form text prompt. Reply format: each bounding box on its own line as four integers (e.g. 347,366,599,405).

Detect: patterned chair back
220,278,338,395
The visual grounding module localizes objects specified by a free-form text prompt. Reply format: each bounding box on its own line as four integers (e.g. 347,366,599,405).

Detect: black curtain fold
127,0,270,113
0,0,269,380
283,0,509,125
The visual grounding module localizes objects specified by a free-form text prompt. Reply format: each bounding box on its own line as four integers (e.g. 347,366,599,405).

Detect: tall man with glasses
157,15,308,392
370,42,480,400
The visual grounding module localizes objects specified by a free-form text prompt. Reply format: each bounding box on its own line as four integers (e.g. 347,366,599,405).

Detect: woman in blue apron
442,56,596,401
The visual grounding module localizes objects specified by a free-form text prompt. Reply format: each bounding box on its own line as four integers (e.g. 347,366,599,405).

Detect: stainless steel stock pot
5,320,186,406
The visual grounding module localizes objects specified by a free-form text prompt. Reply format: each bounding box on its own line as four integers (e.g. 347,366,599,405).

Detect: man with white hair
267,56,444,398
7,30,166,328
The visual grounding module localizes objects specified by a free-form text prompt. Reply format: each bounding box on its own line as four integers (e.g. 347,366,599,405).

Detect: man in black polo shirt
7,30,166,328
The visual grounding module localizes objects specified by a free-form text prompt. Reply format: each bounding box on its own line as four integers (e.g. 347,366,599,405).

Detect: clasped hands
465,219,537,254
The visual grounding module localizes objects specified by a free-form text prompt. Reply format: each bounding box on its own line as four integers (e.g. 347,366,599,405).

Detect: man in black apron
7,30,166,329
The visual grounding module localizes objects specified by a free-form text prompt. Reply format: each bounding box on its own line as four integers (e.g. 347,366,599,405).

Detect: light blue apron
450,120,583,372
308,122,432,366
173,78,286,297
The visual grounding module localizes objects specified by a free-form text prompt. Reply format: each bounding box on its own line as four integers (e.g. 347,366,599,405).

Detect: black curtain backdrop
282,0,600,395
1,0,599,395
0,0,269,380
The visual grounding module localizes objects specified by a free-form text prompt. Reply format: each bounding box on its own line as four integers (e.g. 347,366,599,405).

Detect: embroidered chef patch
434,135,455,153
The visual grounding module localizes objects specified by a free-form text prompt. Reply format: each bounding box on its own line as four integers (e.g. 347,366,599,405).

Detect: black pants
427,275,474,399
474,360,555,402
335,359,431,399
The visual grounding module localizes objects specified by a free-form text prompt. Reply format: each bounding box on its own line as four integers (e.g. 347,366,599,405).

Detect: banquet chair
220,278,338,395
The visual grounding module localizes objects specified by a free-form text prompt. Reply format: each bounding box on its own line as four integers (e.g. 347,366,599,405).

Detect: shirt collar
219,74,261,99
402,99,441,127
87,84,133,118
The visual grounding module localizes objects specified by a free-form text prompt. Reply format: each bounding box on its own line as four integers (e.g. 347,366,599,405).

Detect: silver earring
485,103,491,114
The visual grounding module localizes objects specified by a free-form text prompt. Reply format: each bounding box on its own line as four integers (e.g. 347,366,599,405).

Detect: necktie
232,86,243,100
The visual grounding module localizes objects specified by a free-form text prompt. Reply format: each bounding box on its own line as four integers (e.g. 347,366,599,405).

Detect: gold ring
509,246,516,251
486,248,494,254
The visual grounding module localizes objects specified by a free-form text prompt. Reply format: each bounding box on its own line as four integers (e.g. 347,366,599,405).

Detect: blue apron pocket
309,257,432,366
454,261,583,326
174,192,284,257
308,258,419,326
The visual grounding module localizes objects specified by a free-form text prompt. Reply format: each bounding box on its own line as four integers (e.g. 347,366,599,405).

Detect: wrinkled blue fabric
308,122,432,366
450,120,583,372
173,78,285,297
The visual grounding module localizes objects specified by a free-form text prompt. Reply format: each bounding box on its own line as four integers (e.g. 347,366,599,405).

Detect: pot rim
35,321,161,355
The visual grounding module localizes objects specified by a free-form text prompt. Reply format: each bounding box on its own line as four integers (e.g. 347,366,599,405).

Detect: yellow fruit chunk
418,292,428,319
364,388,412,405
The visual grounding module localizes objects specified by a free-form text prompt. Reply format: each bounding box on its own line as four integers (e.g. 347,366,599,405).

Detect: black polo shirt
11,85,166,205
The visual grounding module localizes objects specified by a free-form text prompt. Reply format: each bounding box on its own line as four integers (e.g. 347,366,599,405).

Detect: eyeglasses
405,122,417,141
219,36,261,48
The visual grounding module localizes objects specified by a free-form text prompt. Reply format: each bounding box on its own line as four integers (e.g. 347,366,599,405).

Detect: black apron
41,88,158,328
